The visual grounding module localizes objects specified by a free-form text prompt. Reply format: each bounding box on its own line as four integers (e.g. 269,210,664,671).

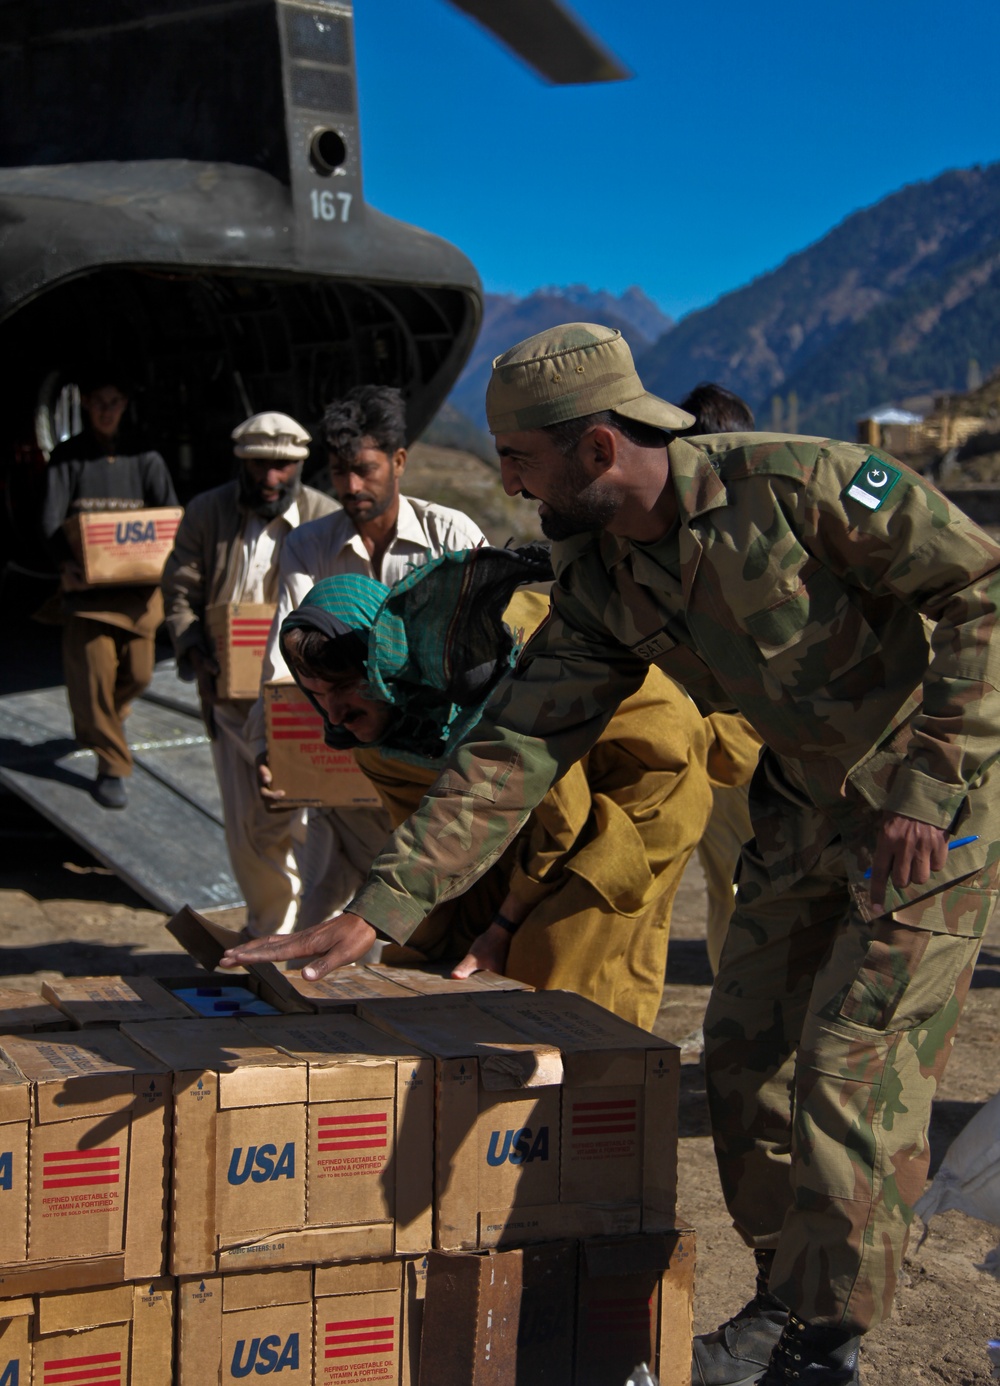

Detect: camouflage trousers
704,750,999,1333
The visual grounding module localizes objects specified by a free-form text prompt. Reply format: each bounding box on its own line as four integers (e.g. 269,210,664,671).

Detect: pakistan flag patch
845,457,901,511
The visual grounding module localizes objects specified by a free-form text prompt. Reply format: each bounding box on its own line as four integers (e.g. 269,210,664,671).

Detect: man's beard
238,464,301,519
536,462,620,541
343,491,393,523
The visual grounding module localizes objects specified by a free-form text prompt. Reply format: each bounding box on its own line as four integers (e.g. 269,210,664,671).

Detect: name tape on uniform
845,457,901,511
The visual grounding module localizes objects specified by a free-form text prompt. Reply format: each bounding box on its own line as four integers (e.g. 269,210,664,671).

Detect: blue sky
353,0,1000,321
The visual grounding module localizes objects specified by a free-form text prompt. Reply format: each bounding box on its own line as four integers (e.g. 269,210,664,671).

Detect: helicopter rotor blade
446,0,630,84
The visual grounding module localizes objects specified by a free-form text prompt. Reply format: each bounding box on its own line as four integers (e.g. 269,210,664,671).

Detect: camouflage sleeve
791,445,1000,826
347,576,649,942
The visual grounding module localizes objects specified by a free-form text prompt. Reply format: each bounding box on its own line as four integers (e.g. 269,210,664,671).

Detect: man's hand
451,920,513,979
256,752,287,807
868,812,949,912
219,913,377,981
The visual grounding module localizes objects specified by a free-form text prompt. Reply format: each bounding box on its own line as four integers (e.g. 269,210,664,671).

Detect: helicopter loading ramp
0,661,243,915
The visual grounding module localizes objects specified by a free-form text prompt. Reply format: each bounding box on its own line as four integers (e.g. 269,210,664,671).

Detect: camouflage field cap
486,322,695,434
231,411,311,461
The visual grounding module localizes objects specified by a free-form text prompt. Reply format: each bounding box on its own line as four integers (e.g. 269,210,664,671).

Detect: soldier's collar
665,437,729,519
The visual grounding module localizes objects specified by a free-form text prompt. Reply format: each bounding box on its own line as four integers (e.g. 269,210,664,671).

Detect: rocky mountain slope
636,161,1000,438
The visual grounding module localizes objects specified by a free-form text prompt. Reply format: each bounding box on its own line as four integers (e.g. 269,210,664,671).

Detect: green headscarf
279,545,553,761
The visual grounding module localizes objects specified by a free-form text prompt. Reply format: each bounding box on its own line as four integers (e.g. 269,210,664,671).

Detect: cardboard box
0,1296,30,1386
474,990,681,1236
416,1242,577,1386
64,507,183,585
415,1232,694,1386
206,602,277,700
124,1014,433,1275
365,965,533,998
165,907,313,1015
419,1248,522,1386
575,1232,695,1386
314,1260,404,1386
0,1030,169,1295
246,1015,433,1260
26,1279,173,1386
265,682,382,808
176,1266,314,1386
401,1258,427,1386
288,963,531,1013
165,908,528,1017
41,975,192,1028
0,988,66,1034
287,967,422,1012
358,991,679,1250
177,1261,408,1386
517,1241,577,1386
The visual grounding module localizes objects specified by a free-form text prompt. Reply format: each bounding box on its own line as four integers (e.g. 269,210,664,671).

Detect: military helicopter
0,0,628,500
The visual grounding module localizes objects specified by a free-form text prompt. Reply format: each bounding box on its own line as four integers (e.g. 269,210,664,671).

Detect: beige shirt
215,501,301,606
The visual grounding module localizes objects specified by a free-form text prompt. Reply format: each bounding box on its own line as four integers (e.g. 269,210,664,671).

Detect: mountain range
444,161,1000,441
446,285,673,430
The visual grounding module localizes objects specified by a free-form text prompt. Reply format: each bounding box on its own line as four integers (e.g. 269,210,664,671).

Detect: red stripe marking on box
325,1345,395,1359
44,1148,119,1160
326,1317,394,1331
44,1371,121,1386
572,1100,637,1112
43,1174,121,1189
318,1126,387,1137
319,1114,387,1126
42,1159,120,1169
325,1331,395,1345
43,1350,122,1385
318,1139,388,1153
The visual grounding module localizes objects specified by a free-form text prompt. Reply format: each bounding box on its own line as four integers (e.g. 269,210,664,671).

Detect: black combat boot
758,1315,860,1386
692,1250,789,1386
93,772,127,809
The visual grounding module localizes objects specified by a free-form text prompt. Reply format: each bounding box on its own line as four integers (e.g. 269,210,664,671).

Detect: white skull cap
231,411,311,461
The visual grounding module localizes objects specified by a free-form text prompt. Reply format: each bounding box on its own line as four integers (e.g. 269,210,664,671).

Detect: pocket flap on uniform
435,751,518,803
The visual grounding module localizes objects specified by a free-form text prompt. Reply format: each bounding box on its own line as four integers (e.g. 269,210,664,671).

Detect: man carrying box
245,384,486,929
162,411,336,937
225,325,1000,1386
41,370,177,809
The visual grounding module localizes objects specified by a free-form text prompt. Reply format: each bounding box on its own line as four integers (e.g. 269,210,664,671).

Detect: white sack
915,1090,1000,1277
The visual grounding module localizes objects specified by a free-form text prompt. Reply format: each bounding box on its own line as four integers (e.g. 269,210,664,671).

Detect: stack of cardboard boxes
0,909,693,1385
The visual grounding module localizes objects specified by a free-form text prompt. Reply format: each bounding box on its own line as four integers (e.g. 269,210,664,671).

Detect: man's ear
393,447,407,477
579,425,617,476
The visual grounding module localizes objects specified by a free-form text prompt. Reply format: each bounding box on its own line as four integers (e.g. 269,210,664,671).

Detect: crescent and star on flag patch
845,456,902,511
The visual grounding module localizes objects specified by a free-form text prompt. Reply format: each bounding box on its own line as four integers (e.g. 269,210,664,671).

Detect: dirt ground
1,787,998,1383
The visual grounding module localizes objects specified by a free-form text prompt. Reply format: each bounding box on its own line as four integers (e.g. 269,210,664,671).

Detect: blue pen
863,834,978,880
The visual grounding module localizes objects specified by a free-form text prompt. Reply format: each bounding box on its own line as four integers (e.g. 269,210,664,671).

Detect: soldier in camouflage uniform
223,324,1000,1386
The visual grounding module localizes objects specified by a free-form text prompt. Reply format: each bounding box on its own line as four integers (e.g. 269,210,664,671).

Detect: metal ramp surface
0,659,242,914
